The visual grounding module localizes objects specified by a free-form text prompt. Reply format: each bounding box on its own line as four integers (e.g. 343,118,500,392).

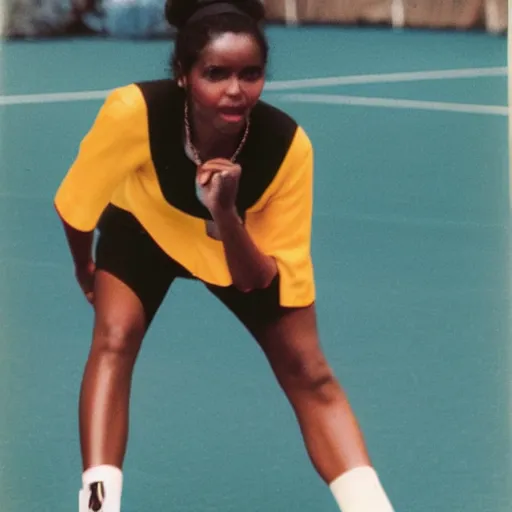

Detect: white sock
329,466,394,512
79,465,123,512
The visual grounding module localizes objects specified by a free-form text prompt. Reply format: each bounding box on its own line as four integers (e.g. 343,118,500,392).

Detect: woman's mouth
218,106,247,123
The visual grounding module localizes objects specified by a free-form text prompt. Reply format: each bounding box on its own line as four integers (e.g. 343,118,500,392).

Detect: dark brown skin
58,31,371,483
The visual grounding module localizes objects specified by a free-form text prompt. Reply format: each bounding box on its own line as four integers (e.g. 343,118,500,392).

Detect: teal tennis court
0,25,510,511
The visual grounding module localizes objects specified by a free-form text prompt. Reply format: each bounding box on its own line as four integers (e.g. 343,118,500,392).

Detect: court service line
279,93,509,116
0,66,506,106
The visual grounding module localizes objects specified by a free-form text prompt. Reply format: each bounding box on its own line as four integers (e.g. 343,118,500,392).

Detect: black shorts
95,205,284,332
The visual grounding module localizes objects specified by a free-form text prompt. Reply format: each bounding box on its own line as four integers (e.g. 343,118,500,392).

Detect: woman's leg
253,305,394,511
253,304,370,481
80,270,149,471
78,208,180,511
207,280,394,511
79,271,151,512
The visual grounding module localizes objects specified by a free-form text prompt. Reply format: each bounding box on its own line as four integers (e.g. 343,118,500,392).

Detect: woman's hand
196,158,241,216
75,260,96,305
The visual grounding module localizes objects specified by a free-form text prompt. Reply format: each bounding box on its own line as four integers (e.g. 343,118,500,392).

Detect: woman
54,1,395,511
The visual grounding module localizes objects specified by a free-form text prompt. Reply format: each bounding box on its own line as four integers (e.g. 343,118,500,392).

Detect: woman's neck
188,105,245,162
193,123,239,162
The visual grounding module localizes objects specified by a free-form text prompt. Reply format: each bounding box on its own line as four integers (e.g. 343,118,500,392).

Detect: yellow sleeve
54,84,148,232
246,126,315,307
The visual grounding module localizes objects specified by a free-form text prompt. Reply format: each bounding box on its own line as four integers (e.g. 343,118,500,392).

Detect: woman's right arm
58,215,96,303
59,217,94,270
54,85,148,301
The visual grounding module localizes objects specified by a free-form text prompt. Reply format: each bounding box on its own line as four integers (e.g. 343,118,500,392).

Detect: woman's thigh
94,205,190,328
205,277,322,367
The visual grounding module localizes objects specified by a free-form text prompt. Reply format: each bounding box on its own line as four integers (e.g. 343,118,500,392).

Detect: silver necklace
184,100,250,166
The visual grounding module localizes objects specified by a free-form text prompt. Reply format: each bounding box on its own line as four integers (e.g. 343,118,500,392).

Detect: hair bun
165,0,265,29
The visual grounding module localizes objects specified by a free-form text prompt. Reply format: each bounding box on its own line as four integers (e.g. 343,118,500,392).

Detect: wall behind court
265,0,507,32
2,0,508,38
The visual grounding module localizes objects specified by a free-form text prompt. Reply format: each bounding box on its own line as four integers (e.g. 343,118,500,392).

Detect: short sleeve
54,84,148,232
246,127,315,307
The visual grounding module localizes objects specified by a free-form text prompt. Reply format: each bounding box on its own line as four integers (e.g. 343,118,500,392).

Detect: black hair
165,0,268,79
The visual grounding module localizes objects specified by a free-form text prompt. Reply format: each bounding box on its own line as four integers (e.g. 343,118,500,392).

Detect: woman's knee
278,354,339,403
91,318,145,363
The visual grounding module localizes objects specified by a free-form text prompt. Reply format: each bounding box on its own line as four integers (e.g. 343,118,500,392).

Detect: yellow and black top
55,80,315,307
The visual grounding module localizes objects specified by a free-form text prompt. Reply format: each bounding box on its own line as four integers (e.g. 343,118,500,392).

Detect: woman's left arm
211,205,277,292
197,158,277,292
197,129,314,299
231,131,315,307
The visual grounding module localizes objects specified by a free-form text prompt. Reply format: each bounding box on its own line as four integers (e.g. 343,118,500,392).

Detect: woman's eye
203,66,230,81
241,67,264,82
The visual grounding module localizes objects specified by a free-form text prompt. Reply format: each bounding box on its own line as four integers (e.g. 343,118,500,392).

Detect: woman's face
184,32,266,134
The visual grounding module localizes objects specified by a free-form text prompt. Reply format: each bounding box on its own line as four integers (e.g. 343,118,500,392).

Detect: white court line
279,93,509,116
264,66,507,91
0,89,110,106
0,67,506,106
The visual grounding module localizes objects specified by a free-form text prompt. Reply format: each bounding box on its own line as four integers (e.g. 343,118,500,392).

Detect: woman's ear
176,63,187,88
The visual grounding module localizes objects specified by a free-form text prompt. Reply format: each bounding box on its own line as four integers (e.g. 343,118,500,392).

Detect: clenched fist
196,158,241,216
